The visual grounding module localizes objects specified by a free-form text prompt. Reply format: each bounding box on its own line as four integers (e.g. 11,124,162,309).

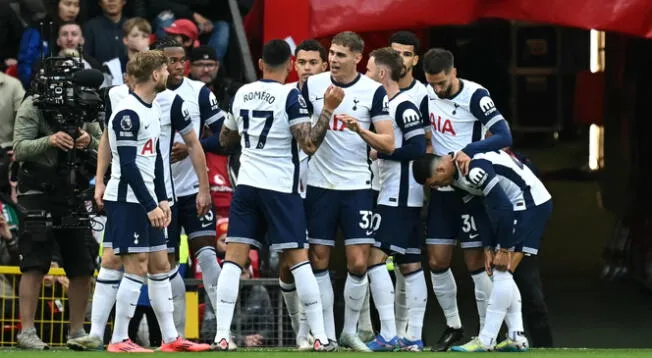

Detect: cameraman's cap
190,46,218,63
164,19,199,47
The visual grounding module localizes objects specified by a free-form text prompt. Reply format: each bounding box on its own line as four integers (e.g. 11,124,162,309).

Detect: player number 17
240,109,274,149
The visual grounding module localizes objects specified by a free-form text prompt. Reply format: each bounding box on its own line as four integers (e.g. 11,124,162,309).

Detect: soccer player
362,47,427,351
413,149,552,352
160,37,224,318
359,30,431,345
422,48,512,351
102,50,209,352
301,31,394,351
280,38,328,350
212,39,337,352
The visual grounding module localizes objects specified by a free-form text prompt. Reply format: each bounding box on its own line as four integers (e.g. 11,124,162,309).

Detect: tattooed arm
291,107,332,155
219,113,240,149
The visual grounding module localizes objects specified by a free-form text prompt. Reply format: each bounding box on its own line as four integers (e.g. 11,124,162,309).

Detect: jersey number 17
240,109,274,149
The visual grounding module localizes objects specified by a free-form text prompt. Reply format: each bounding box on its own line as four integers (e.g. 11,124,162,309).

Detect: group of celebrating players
66,28,552,353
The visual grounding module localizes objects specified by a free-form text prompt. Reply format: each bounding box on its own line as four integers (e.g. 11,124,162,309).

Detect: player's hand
484,248,494,276
454,150,472,176
75,129,91,149
323,84,345,111
49,131,74,151
94,181,106,210
148,207,167,228
171,142,189,163
158,200,172,227
493,249,511,272
339,114,361,134
196,189,211,216
369,149,378,161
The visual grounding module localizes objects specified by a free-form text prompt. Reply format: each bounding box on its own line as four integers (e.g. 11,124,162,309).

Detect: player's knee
346,258,368,276
123,253,148,276
367,247,387,266
101,250,122,270
309,245,330,270
428,255,451,271
463,248,485,272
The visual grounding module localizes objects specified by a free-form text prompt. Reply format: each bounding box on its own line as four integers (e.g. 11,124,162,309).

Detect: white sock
368,264,396,340
90,267,122,339
196,247,221,313
479,271,514,347
279,279,301,336
505,280,525,340
358,287,373,333
404,269,427,342
394,269,408,338
315,270,336,340
430,268,462,329
291,262,328,343
148,273,178,344
471,270,493,330
213,262,241,343
110,273,143,343
168,266,186,337
342,272,368,335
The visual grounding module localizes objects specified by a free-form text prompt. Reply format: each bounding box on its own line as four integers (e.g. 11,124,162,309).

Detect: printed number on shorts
461,214,477,233
359,210,381,232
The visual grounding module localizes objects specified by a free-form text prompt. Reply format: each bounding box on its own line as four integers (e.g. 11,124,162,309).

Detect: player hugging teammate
75,29,551,353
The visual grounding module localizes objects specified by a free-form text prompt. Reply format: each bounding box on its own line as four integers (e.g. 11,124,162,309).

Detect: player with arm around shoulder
413,150,552,352
211,39,337,352
102,50,210,353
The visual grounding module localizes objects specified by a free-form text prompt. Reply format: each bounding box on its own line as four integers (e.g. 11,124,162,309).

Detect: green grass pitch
2,349,652,357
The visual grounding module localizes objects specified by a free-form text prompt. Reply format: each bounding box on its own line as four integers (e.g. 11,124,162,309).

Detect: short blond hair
123,17,152,37
127,50,168,84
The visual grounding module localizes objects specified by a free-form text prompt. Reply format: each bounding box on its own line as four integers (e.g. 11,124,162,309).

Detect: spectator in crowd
104,17,152,86
0,1,27,72
83,0,127,64
151,1,232,62
0,72,25,150
18,0,83,88
86,0,147,20
188,45,243,111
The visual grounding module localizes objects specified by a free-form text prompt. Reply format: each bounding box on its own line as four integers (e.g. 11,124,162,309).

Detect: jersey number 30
240,109,274,149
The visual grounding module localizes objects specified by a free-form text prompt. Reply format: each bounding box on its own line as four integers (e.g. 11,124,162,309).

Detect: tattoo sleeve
290,108,332,155
219,126,240,149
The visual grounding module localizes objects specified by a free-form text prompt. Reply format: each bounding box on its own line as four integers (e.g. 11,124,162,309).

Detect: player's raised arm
342,86,395,153
291,85,343,155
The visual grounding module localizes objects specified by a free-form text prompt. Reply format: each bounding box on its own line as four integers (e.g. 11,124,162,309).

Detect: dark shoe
431,326,464,352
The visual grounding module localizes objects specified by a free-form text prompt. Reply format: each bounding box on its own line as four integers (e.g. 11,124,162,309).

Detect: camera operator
12,89,102,349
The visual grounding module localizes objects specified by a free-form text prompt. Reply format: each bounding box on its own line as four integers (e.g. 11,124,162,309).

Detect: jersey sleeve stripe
485,115,505,129
482,177,500,195
371,113,392,123
205,112,225,126
115,139,137,146
288,116,311,126
178,124,193,135
404,130,423,141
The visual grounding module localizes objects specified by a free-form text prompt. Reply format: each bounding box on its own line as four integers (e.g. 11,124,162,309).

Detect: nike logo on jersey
315,96,324,101
469,234,479,239
201,222,212,228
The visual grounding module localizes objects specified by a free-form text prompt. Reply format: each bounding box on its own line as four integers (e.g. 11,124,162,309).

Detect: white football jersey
372,79,429,191
104,93,161,206
427,79,505,155
377,92,425,207
228,79,310,193
453,150,551,210
302,72,391,190
106,86,193,203
170,78,224,197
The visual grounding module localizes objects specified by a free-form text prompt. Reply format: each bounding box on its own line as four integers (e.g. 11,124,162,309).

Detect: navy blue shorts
374,205,422,255
305,186,375,246
227,185,307,251
167,193,217,253
512,200,552,255
426,188,488,249
103,201,166,255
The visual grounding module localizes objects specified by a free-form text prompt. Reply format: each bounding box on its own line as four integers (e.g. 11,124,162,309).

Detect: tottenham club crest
352,98,360,111
120,115,132,131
